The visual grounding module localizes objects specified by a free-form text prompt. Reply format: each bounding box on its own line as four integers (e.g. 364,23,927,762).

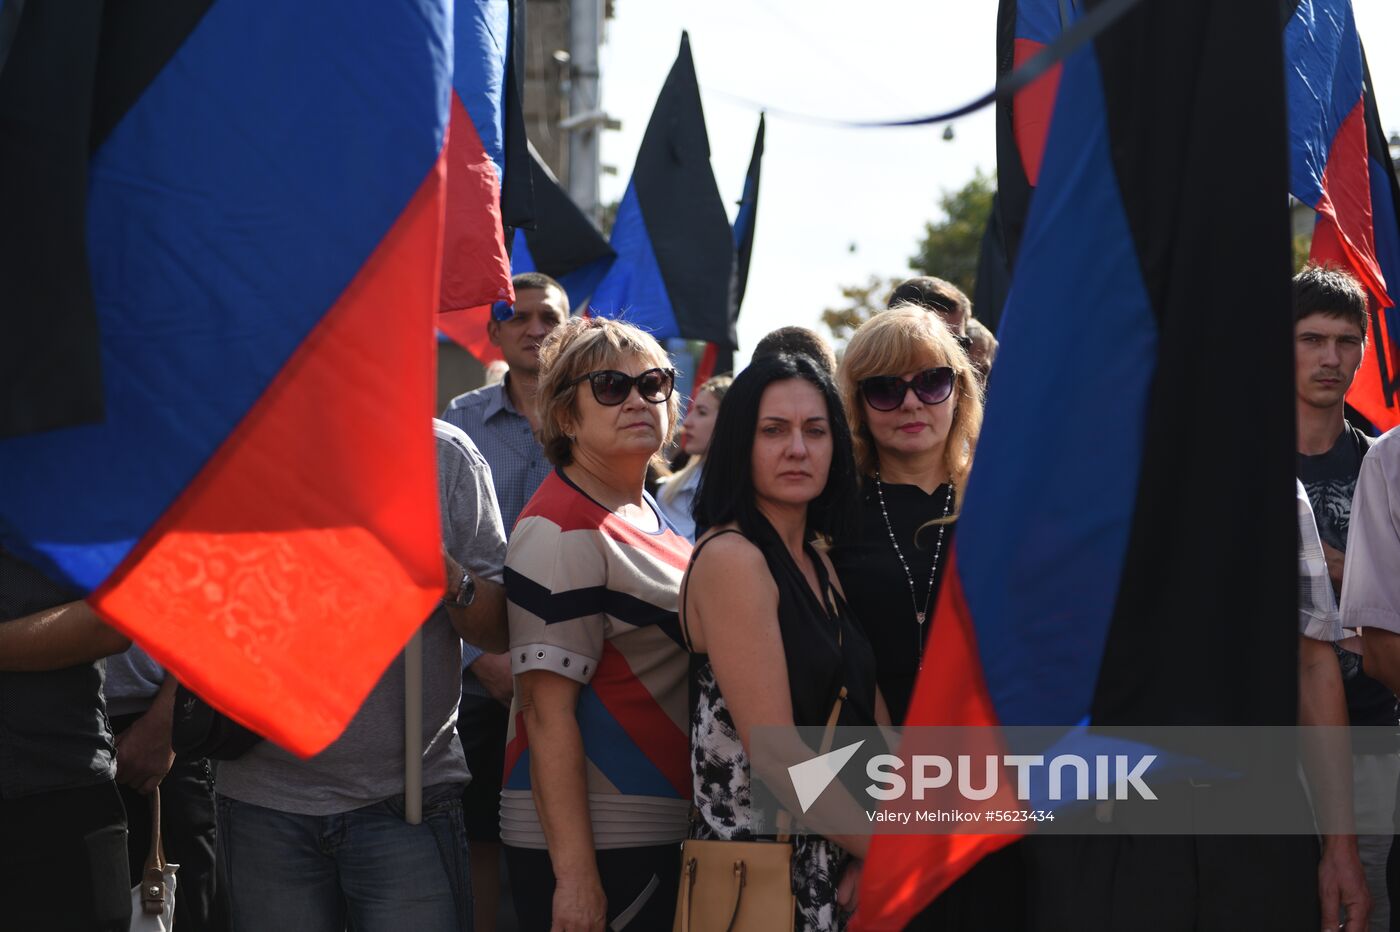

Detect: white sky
596,0,1400,370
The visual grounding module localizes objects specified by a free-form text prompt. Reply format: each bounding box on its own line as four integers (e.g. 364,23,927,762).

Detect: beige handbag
673,686,847,932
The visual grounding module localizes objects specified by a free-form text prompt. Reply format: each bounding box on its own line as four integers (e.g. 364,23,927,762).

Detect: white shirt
1341,427,1400,634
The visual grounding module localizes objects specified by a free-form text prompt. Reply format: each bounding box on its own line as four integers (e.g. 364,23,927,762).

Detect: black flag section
499,0,533,232
1086,0,1296,727
699,114,765,382
511,147,615,310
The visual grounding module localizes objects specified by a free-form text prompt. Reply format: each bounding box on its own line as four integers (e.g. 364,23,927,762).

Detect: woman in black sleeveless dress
679,353,883,932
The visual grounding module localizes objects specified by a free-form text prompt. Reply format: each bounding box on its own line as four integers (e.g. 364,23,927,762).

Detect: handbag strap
140,787,170,915
679,856,694,932
775,683,848,843
679,855,749,932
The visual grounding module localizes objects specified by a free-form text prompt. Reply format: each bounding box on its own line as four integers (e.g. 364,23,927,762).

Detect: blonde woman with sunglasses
830,305,1029,929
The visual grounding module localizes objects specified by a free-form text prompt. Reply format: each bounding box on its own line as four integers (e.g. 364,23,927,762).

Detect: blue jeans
217,783,472,932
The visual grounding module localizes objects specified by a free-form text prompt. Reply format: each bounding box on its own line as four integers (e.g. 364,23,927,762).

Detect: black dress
682,520,878,932
828,480,955,725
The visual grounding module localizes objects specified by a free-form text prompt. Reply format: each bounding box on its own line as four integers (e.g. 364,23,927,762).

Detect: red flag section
1309,119,1400,429
1309,105,1388,304
1346,307,1400,431
95,158,448,757
438,305,506,364
1010,39,1060,187
441,94,514,313
852,556,1018,930
436,0,519,361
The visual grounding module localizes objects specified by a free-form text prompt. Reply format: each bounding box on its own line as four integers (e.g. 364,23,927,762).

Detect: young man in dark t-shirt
0,547,136,931
1293,264,1396,926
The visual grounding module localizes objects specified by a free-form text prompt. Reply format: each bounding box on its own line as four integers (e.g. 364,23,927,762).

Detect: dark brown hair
1292,263,1369,337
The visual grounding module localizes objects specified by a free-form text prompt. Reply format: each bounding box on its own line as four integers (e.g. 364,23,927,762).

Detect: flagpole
404,629,423,825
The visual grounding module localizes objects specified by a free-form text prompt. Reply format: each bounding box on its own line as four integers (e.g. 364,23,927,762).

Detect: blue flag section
590,33,737,350
861,0,1296,924
962,46,1156,727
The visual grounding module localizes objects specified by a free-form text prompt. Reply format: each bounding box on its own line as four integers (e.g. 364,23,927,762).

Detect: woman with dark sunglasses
500,317,693,932
830,305,1025,929
830,305,982,722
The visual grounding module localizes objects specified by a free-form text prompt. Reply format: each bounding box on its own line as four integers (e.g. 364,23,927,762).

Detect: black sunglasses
567,367,676,406
859,367,956,411
955,333,973,352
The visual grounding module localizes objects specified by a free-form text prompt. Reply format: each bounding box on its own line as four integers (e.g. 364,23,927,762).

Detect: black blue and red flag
1285,0,1400,431
856,0,1296,925
436,0,528,360
510,149,616,309
691,114,765,390
443,145,616,365
589,33,737,357
441,0,515,314
976,0,1075,334
993,0,1071,269
0,0,513,758
502,147,619,338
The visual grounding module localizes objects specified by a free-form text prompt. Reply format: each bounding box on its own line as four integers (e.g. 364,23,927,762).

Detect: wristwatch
446,567,476,607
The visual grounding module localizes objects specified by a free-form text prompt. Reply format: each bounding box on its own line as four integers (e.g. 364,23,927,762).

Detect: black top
828,481,956,725
0,547,117,798
1297,422,1397,738
683,520,877,730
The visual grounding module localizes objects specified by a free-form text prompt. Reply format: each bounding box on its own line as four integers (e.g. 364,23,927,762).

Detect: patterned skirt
689,660,851,932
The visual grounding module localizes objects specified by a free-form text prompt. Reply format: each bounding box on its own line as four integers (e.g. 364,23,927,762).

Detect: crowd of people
4,264,1400,932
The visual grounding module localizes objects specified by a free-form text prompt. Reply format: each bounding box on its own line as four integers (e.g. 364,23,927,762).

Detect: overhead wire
704,0,1141,129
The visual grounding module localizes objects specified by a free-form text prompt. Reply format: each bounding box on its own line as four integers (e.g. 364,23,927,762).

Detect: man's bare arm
0,600,130,671
1361,628,1400,694
1299,636,1370,931
443,554,508,653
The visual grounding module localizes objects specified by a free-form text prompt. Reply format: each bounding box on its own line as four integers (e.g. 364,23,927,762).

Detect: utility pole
566,0,602,223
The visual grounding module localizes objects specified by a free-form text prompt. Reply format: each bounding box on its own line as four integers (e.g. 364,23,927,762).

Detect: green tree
822,170,996,345
599,199,620,238
1293,231,1313,272
909,168,996,295
819,275,902,345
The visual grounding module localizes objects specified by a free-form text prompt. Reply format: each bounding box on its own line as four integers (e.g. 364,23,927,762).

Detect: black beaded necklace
873,472,953,638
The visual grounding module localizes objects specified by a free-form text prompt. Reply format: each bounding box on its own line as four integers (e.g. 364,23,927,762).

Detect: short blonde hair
838,304,984,499
535,317,679,467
